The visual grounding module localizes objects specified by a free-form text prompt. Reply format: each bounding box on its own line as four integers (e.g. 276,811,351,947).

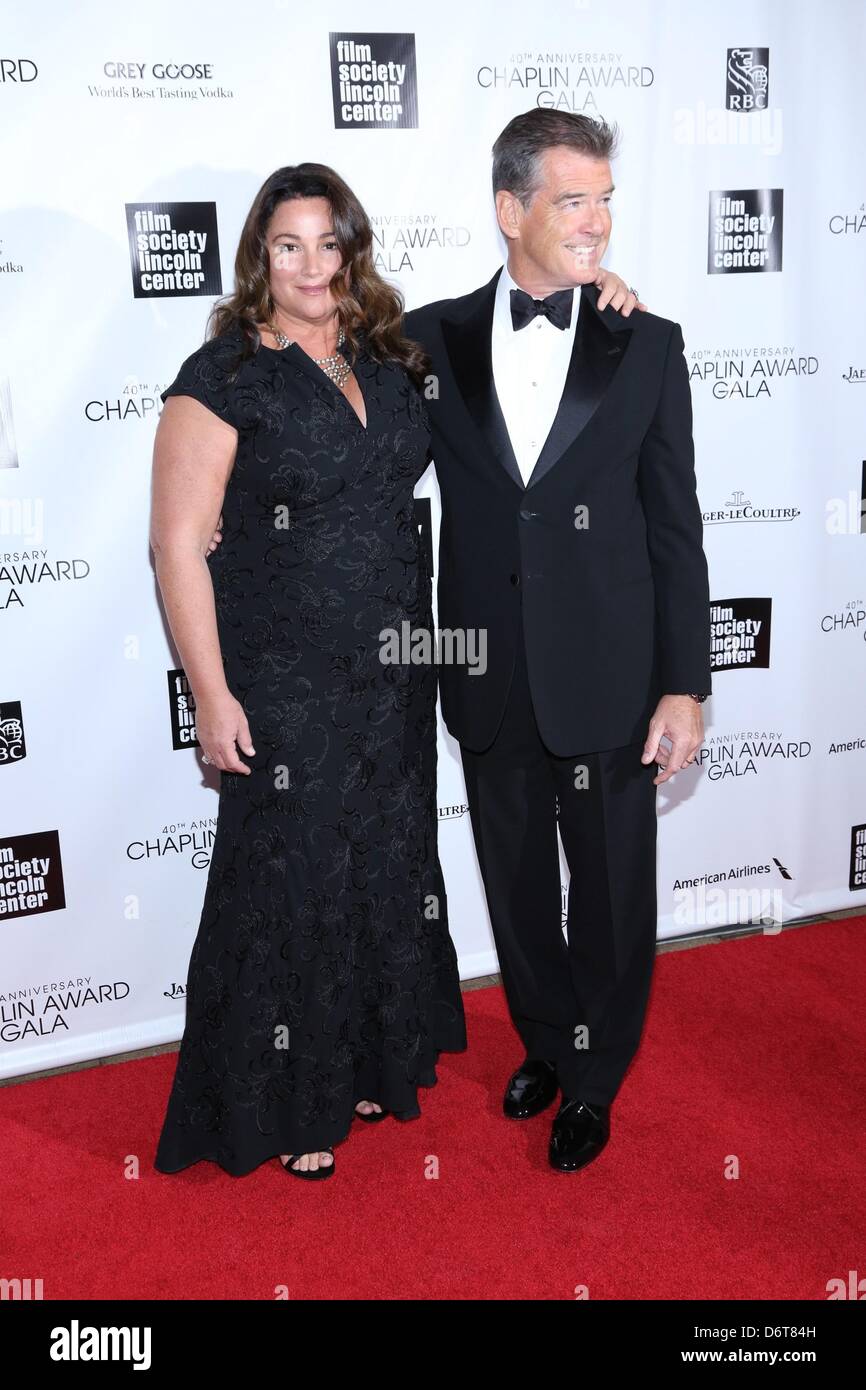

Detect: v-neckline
261,337,369,433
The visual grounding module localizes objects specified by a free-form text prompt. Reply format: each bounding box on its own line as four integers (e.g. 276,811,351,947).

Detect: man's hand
641,695,705,785
594,269,647,317
207,513,224,554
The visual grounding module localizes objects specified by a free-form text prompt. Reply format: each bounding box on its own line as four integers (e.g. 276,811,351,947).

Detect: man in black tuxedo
404,109,711,1173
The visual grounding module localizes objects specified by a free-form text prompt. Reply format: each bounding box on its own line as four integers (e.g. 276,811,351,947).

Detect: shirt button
509,572,520,586
531,381,538,387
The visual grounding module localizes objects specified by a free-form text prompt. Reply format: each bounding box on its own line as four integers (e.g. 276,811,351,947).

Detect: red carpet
3,915,864,1300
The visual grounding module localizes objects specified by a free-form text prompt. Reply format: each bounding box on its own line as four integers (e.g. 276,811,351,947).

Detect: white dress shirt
491,261,579,486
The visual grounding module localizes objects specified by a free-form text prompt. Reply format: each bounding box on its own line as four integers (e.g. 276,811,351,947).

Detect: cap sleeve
160,335,240,429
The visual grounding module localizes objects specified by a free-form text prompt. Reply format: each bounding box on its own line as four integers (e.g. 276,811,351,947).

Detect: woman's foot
279,1150,334,1174
354,1099,389,1124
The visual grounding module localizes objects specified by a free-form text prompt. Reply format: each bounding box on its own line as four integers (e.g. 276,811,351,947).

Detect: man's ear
495,189,522,242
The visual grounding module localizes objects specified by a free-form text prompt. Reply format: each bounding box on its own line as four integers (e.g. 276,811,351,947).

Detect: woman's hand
207,513,224,555
594,269,647,317
196,690,256,774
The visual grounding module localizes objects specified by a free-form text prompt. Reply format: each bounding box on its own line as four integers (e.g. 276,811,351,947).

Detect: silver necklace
271,323,352,389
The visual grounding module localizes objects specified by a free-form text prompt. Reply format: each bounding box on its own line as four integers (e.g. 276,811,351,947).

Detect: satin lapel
440,270,524,491
525,284,634,490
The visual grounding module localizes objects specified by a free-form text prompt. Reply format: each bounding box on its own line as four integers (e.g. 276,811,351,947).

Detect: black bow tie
509,286,574,332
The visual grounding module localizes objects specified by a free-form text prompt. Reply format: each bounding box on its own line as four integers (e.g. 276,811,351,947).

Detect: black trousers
460,615,659,1105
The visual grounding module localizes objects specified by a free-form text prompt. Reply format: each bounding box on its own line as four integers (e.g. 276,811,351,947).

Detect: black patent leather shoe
548,1098,610,1172
503,1058,559,1119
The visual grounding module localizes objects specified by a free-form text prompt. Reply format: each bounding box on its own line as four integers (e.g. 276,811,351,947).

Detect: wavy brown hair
208,163,430,387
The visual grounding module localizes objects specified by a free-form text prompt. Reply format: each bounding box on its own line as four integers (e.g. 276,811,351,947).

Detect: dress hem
153,1034,468,1179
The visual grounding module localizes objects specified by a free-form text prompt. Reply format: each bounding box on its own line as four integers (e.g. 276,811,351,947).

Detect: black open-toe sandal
354,1104,390,1124
280,1149,335,1179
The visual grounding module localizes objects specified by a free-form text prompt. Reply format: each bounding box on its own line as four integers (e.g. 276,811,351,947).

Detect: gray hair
492,110,620,206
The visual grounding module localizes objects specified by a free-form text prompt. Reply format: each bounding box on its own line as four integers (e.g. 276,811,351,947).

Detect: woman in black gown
150,163,466,1179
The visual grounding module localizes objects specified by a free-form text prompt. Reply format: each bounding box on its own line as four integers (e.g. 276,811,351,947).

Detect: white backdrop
1,0,864,1078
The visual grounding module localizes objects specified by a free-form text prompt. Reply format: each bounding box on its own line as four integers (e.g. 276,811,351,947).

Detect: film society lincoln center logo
710,597,772,671
708,188,783,274
125,202,222,298
851,824,866,892
330,33,418,129
0,830,65,921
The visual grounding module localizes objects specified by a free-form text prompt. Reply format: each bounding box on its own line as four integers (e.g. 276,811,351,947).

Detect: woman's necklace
270,322,352,389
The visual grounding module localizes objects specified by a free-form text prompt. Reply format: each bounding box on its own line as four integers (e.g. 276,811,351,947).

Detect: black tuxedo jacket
404,269,712,756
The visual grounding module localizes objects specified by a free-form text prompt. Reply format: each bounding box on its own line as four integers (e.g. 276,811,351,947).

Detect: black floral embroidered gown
154,324,466,1176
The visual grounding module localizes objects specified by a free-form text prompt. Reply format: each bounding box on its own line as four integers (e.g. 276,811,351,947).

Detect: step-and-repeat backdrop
1,1,864,1077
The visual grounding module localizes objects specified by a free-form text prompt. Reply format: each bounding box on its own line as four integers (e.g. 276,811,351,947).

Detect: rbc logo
726,48,769,111
0,703,25,763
